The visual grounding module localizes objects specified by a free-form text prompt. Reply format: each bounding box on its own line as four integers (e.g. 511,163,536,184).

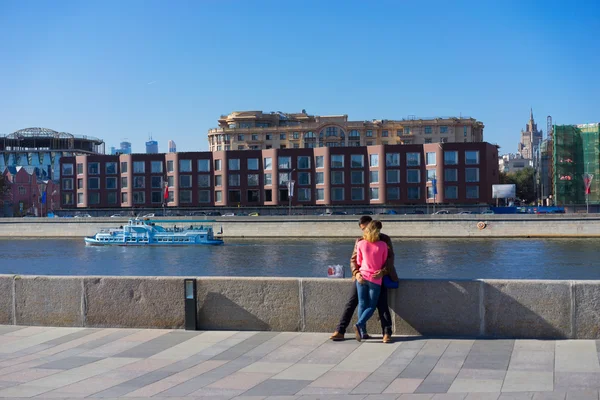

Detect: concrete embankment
2,214,600,237
1,274,599,339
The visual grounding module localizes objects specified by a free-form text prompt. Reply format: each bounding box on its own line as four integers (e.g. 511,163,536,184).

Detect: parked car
222,212,235,217
248,212,260,216
110,213,123,218
187,211,206,216
379,210,398,215
205,211,222,216
458,211,474,215
481,210,495,215
433,210,451,215
404,210,425,215
141,213,155,218
74,214,92,218
355,210,374,215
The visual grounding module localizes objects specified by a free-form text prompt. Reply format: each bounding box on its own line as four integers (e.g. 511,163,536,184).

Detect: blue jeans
356,280,381,329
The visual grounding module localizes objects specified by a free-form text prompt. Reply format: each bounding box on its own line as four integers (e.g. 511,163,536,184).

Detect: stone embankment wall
1,275,599,339
2,215,600,237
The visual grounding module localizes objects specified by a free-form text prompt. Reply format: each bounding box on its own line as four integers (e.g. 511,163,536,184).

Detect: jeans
355,280,381,329
336,282,392,335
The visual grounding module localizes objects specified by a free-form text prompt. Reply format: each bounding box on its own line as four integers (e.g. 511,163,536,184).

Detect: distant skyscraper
119,141,132,154
146,137,159,154
168,140,176,153
109,146,116,155
518,108,543,159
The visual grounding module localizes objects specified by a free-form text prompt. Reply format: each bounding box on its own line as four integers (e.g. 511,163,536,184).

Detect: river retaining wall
1,275,599,339
2,215,600,237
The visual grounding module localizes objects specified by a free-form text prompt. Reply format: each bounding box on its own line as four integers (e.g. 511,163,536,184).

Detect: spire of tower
530,107,534,122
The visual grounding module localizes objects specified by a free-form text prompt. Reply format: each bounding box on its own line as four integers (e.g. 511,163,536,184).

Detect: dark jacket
350,233,398,282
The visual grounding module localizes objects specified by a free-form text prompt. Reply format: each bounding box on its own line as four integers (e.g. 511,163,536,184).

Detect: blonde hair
363,220,381,243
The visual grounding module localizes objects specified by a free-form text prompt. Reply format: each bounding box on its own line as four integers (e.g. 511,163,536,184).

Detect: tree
0,174,8,202
500,167,536,204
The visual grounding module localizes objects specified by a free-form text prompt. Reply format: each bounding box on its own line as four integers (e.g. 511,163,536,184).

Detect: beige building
208,110,484,151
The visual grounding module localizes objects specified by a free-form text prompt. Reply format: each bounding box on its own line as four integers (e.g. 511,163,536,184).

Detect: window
445,186,458,199
427,186,435,199
351,154,364,168
215,190,222,202
386,170,400,184
427,169,436,181
237,134,244,141
214,159,222,171
316,188,325,200
331,171,344,184
440,126,448,133
279,172,291,184
316,156,324,168
298,188,310,201
293,132,300,139
88,177,100,189
426,152,436,166
264,157,272,170
62,178,73,190
466,150,479,165
88,162,99,175
368,155,379,168
151,191,162,203
107,192,117,204
370,187,379,200
121,192,128,204
351,171,364,184
120,162,127,173
226,159,238,171
382,130,389,137
167,190,174,203
386,153,400,167
464,126,468,136
425,139,432,144
265,134,272,140
133,176,145,188
62,192,74,205
121,177,128,188
405,127,410,134
407,170,421,183
264,173,272,185
407,187,420,200
62,163,74,176
180,190,192,203
280,133,286,140
197,159,210,172
387,187,400,200
316,172,324,184
278,156,291,169
151,161,162,173
467,185,479,199
77,163,83,175
199,190,210,203
298,156,311,169
424,126,432,134
77,178,84,189
102,162,116,175
369,171,379,183
229,174,240,187
228,190,241,203
197,175,209,188
445,151,458,165
214,175,222,187
133,191,146,204
331,155,344,168
251,134,258,141
366,130,373,137
351,187,364,201
247,158,259,170
466,168,480,182
263,189,272,202
88,192,100,205
248,174,259,186
445,169,458,182
148,176,161,188
131,161,144,173
407,153,420,167
106,177,117,189
167,176,174,187
298,172,310,185
331,187,344,201
77,192,84,204
247,190,260,202
397,129,404,135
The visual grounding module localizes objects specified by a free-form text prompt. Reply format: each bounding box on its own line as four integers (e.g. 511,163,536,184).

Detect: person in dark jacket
330,216,398,343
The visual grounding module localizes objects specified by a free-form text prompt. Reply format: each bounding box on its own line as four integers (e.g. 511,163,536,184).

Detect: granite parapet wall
0,274,598,339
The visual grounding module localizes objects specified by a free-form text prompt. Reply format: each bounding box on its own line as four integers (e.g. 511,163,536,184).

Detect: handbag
383,275,399,289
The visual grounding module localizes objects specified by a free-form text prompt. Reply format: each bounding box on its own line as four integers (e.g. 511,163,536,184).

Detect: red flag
164,183,169,200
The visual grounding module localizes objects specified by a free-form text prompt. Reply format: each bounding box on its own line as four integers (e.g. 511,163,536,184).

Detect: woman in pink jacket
354,220,388,341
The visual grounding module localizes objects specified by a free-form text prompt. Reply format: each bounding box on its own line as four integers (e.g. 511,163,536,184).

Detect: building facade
207,111,485,151
168,140,176,153
145,139,159,154
518,109,543,159
60,143,499,209
2,166,60,217
498,154,533,174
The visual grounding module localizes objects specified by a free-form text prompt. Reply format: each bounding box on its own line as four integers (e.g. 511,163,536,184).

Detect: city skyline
1,1,599,154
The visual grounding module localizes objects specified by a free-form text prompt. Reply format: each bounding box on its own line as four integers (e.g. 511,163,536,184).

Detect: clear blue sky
1,0,599,154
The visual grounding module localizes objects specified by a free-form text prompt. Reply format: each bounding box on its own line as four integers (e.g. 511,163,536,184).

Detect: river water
0,238,599,279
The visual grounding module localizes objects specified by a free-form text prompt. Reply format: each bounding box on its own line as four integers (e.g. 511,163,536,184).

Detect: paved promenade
0,326,599,399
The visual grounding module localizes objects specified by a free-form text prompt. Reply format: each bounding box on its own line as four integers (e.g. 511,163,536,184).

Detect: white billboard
492,184,516,199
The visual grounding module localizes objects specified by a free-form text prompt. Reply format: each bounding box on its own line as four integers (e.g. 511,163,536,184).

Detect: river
0,238,598,279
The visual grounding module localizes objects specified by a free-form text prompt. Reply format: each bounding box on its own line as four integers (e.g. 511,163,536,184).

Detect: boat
84,219,224,246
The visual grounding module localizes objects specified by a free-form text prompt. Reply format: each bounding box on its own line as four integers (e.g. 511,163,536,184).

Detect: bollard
184,279,197,330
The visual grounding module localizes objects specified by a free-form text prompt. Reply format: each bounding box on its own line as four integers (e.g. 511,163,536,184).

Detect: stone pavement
0,326,599,399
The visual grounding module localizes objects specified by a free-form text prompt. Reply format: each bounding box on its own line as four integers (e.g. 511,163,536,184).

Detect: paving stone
555,341,600,373
502,371,554,392
432,395,468,400
352,381,393,395
113,331,200,358
398,395,435,400
498,394,534,400
383,379,423,394
414,382,453,393
398,356,441,379
464,394,501,400
555,372,600,390
213,333,278,361
242,379,312,396
36,356,102,370
533,393,566,400
448,379,504,393
566,391,599,400
272,363,334,381
364,395,401,400
309,371,370,389
507,350,555,372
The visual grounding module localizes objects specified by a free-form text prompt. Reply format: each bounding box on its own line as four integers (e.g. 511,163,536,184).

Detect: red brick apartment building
59,143,499,209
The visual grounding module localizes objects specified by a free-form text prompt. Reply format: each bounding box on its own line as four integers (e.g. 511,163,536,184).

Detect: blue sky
1,0,599,154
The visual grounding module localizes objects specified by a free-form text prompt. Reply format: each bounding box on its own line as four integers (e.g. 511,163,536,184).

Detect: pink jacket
356,240,388,285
